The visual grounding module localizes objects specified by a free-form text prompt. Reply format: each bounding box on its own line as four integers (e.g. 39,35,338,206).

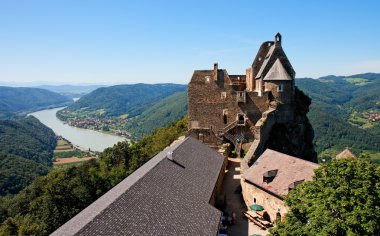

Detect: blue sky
0,0,379,85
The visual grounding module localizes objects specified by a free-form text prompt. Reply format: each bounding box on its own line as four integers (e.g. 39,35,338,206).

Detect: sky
0,0,379,85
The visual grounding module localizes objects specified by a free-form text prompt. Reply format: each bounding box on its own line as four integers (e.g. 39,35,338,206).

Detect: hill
57,84,187,137
60,83,186,117
0,116,57,195
295,73,380,161
125,90,188,138
36,84,105,99
0,86,72,119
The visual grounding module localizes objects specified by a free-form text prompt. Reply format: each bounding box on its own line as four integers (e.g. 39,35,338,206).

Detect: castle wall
188,70,270,144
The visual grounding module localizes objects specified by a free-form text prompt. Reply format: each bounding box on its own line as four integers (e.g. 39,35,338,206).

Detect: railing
223,120,238,133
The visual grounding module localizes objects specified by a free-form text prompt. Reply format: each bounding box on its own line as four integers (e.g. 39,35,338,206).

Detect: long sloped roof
244,149,319,198
253,40,295,80
263,59,292,81
52,137,225,236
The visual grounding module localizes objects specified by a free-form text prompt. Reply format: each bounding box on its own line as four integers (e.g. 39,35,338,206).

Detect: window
237,114,245,125
277,83,284,92
205,76,210,83
223,109,228,124
221,92,227,100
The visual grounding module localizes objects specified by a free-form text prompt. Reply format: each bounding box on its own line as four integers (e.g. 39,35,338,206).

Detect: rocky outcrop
263,87,317,163
244,87,317,165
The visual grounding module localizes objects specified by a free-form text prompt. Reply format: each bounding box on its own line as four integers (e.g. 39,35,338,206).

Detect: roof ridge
265,148,319,167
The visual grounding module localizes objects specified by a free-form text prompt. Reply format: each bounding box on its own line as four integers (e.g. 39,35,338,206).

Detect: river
29,107,126,152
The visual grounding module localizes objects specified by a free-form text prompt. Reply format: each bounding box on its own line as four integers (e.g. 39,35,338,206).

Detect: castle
188,33,304,162
188,33,318,223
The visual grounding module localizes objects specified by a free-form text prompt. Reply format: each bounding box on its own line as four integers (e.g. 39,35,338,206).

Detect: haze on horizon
0,0,379,85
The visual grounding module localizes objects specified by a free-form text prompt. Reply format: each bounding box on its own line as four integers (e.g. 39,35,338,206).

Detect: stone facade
241,179,288,222
241,149,319,222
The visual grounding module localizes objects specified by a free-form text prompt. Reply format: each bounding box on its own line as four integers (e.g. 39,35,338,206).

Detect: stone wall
210,155,228,206
241,178,288,222
188,69,272,146
264,80,294,104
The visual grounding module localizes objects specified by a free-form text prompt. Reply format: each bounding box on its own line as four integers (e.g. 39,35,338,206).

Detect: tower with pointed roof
246,32,295,103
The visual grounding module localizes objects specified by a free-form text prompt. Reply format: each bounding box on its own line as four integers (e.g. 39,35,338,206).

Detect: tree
270,158,380,236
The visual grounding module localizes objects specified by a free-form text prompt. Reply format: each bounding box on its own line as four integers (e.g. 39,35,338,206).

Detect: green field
344,77,371,86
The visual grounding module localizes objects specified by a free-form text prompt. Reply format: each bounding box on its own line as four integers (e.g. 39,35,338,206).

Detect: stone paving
219,157,269,236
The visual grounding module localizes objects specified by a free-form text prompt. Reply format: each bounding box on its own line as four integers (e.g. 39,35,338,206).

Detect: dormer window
263,169,278,183
288,180,304,191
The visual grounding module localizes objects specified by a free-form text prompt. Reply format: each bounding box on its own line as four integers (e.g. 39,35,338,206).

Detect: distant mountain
0,116,56,195
125,91,188,138
60,83,187,117
295,73,380,161
36,84,106,98
0,86,72,119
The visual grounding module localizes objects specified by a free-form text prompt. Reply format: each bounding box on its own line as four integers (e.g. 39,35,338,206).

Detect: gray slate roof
263,59,292,81
51,137,225,236
253,37,295,80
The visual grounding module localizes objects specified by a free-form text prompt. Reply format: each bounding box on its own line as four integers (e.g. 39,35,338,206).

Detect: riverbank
56,108,131,138
53,137,97,166
29,107,126,152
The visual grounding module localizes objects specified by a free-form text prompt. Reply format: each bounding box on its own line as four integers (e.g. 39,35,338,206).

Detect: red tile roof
244,149,319,198
336,148,356,159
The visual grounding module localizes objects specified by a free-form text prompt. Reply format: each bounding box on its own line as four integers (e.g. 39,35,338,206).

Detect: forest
296,73,380,161
0,117,187,235
0,116,57,195
0,86,72,119
58,83,186,118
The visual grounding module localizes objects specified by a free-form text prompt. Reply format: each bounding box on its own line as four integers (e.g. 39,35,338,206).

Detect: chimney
246,68,254,91
213,62,218,81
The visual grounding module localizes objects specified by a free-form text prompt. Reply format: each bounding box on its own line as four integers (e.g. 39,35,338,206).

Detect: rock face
264,88,317,163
